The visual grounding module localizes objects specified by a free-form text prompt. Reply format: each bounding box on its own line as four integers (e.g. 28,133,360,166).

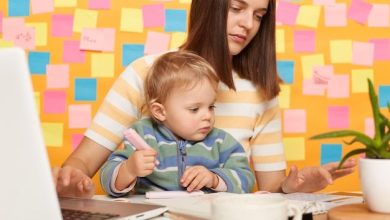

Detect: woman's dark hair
182,0,280,100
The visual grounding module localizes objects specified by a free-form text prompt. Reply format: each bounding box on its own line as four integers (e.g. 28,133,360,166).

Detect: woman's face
227,0,269,56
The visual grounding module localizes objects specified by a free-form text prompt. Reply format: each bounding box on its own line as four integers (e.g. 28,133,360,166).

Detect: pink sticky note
51,14,73,37
294,30,315,52
69,105,91,128
31,0,54,14
352,41,374,66
0,11,3,33
283,109,306,133
313,0,335,5
142,4,165,28
328,106,349,129
71,134,84,150
43,90,67,113
348,0,373,24
46,64,69,88
313,65,333,85
324,4,347,27
364,118,374,138
302,79,326,96
12,26,36,50
2,18,25,40
327,74,349,98
368,4,389,27
145,31,170,55
80,28,115,52
88,0,111,9
63,41,86,63
276,0,300,25
370,39,390,61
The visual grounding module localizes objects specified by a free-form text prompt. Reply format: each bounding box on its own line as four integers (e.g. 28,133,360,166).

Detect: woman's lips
229,34,247,44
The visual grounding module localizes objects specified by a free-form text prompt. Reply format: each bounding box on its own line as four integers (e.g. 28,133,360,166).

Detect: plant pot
359,158,390,213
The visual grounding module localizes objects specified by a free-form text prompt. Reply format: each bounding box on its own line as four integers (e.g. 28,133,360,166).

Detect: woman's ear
150,102,166,122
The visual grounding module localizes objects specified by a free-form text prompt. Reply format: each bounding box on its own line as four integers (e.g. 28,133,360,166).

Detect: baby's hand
180,166,218,192
124,149,157,177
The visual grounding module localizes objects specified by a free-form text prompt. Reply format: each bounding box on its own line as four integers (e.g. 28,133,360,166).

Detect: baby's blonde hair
144,51,219,120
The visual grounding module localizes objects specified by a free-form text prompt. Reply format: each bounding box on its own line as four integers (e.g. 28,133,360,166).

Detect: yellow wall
0,0,389,194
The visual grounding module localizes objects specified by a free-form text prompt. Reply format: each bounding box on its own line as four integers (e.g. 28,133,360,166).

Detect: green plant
311,79,390,168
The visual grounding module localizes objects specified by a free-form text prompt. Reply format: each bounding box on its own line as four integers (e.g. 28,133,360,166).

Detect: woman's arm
255,170,285,192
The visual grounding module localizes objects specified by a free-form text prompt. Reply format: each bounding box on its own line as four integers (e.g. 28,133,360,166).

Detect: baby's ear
150,102,166,122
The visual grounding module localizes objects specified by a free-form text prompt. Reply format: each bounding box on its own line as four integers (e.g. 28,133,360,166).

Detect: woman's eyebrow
233,0,268,13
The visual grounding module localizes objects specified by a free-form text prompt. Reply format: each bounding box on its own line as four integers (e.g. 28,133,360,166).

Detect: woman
53,0,355,198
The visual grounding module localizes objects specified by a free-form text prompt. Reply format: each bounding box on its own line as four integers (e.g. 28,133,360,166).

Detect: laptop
0,47,168,220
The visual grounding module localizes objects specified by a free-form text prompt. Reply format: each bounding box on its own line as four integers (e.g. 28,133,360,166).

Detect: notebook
0,47,168,220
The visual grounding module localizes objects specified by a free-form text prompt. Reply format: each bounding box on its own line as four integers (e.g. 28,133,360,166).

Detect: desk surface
328,203,390,220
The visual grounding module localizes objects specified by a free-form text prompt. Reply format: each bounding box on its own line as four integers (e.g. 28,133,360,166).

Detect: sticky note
120,8,143,33
26,22,47,46
28,51,50,74
324,3,347,27
301,54,324,79
313,0,335,5
122,44,144,67
365,118,374,138
55,0,77,7
302,79,326,96
88,0,111,9
51,14,73,37
370,39,390,61
327,74,349,98
352,41,374,66
313,65,333,84
71,134,84,150
144,31,170,55
379,85,390,108
283,109,306,133
142,4,165,28
321,144,342,165
73,9,98,33
277,60,294,84
276,0,299,25
179,0,191,3
296,5,321,28
63,41,85,63
9,0,30,17
330,40,352,63
0,11,3,33
80,28,115,52
351,69,374,93
165,9,187,32
293,30,315,52
283,137,305,161
75,78,97,101
46,64,69,88
348,0,372,24
31,0,54,14
43,90,66,113
276,29,285,53
34,92,40,113
2,17,25,40
91,53,115,77
170,32,187,49
69,104,92,128
12,26,35,50
328,106,349,129
42,123,63,147
368,4,389,27
279,85,290,109
0,39,14,47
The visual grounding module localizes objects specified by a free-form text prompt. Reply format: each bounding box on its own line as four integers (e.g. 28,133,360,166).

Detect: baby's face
162,79,217,141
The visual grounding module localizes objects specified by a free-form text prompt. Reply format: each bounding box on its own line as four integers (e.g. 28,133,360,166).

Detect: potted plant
310,79,390,213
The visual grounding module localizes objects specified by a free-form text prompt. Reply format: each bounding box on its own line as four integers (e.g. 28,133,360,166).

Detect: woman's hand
181,166,218,192
281,158,356,193
52,166,95,199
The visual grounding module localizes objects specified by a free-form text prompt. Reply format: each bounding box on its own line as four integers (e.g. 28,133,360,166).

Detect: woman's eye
230,6,241,12
255,14,263,21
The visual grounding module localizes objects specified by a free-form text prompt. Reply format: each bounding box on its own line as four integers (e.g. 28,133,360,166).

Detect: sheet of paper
328,106,349,129
283,109,306,133
296,5,321,28
301,54,324,79
28,51,50,74
283,137,305,161
321,144,342,165
12,26,36,50
42,123,63,147
91,53,115,77
75,78,97,101
43,90,66,113
348,0,372,24
80,28,115,51
31,0,54,14
63,40,86,63
120,8,143,33
46,64,69,88
313,65,333,85
142,4,165,28
330,40,352,64
144,31,170,55
352,41,374,66
351,69,373,93
51,14,73,37
327,74,349,98
370,39,390,61
73,9,98,33
324,4,347,27
276,0,299,25
2,17,25,40
294,30,315,52
368,4,389,27
277,60,294,84
69,104,91,128
165,9,187,32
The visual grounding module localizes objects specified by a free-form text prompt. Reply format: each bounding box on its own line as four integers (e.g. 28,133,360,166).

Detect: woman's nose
239,12,254,30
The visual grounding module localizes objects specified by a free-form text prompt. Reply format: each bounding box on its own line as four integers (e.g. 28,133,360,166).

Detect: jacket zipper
177,140,187,189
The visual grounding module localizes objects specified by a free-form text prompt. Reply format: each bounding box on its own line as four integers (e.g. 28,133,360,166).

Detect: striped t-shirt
85,54,286,172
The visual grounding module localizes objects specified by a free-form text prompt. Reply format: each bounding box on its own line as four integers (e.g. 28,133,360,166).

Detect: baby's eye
209,105,216,110
189,108,199,113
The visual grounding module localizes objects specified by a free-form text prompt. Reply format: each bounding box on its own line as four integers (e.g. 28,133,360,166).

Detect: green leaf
380,133,390,149
310,130,374,146
368,79,382,144
337,148,380,169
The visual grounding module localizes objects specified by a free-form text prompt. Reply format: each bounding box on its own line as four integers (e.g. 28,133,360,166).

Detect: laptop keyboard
62,208,120,220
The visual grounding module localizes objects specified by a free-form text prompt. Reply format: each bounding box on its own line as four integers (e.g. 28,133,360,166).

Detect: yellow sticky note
26,22,47,46
276,28,285,53
330,40,352,63
283,137,305,161
121,8,143,33
351,69,374,93
91,53,115,77
34,92,40,114
73,9,98,33
0,39,14,47
170,32,187,49
179,0,191,3
279,84,290,109
42,123,63,147
301,54,324,79
296,5,321,28
54,0,77,7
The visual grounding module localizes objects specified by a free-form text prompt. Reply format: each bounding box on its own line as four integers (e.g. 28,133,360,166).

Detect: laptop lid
0,47,167,220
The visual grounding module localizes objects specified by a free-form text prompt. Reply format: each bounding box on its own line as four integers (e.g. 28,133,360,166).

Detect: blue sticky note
122,44,144,67
9,0,30,17
379,85,390,108
28,51,50,75
75,78,97,101
165,9,187,32
320,144,342,165
277,60,294,84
